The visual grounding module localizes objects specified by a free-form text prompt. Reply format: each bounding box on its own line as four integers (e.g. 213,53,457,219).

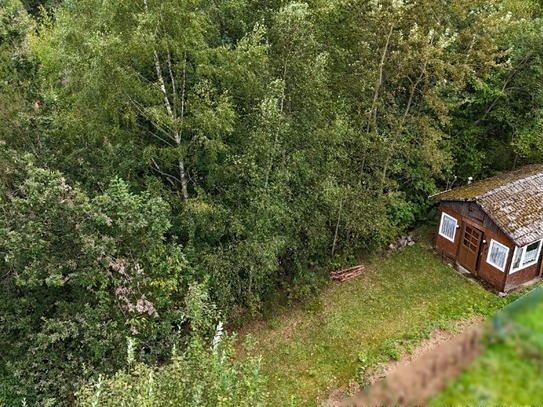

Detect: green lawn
241,235,506,406
431,297,543,405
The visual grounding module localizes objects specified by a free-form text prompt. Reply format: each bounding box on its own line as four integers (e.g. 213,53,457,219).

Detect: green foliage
20,0,61,16
0,0,42,153
1,0,541,403
24,0,521,325
77,324,267,407
448,0,543,178
355,353,376,389
0,162,194,403
379,338,402,361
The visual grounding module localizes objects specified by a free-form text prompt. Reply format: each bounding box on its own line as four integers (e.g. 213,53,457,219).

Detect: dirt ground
325,314,485,406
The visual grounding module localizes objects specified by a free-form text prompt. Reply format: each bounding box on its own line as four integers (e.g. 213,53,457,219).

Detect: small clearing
239,230,506,406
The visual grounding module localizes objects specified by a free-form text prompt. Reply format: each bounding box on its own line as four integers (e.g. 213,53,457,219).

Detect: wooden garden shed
432,164,543,292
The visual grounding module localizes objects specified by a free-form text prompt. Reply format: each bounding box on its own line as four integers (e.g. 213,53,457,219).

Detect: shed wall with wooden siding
436,201,518,292
433,166,543,292
434,206,461,260
440,201,503,237
476,225,514,292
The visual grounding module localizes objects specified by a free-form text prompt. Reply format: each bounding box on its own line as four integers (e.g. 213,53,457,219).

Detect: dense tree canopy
1,0,542,404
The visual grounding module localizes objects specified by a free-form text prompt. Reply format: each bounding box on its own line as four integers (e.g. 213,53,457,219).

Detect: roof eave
431,197,477,202
428,190,452,200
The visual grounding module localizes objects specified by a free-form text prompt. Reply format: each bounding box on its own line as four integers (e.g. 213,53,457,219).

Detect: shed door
457,224,483,273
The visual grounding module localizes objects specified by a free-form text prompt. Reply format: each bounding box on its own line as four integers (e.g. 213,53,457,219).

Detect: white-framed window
487,240,509,272
510,240,542,273
439,212,457,242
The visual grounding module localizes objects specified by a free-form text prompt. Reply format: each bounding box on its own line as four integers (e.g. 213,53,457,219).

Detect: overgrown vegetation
1,0,542,404
76,328,267,406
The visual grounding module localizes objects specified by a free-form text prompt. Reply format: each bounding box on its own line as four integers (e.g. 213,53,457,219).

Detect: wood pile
331,264,365,282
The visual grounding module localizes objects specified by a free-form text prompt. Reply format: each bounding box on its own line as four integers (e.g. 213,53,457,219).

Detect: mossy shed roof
432,164,543,247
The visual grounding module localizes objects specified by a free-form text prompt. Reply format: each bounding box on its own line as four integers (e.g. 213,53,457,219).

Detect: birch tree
34,0,249,198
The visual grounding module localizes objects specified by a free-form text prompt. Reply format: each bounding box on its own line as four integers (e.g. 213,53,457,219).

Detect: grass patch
240,235,506,406
431,298,543,405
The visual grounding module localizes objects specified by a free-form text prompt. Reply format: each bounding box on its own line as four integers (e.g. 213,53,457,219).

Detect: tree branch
367,24,394,133
475,54,533,125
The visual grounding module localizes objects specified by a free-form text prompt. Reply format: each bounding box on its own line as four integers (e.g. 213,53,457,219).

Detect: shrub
77,329,268,406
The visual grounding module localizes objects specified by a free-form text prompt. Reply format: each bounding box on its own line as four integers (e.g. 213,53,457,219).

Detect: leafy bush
77,330,267,407
0,163,195,404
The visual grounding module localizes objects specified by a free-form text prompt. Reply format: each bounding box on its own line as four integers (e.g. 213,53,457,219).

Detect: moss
434,164,543,246
433,164,543,201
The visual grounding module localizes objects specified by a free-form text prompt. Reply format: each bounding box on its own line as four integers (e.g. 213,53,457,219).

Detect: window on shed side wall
439,212,457,242
511,240,542,273
487,240,509,272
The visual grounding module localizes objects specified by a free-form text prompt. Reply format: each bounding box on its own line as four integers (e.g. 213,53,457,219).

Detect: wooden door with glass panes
457,224,483,272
